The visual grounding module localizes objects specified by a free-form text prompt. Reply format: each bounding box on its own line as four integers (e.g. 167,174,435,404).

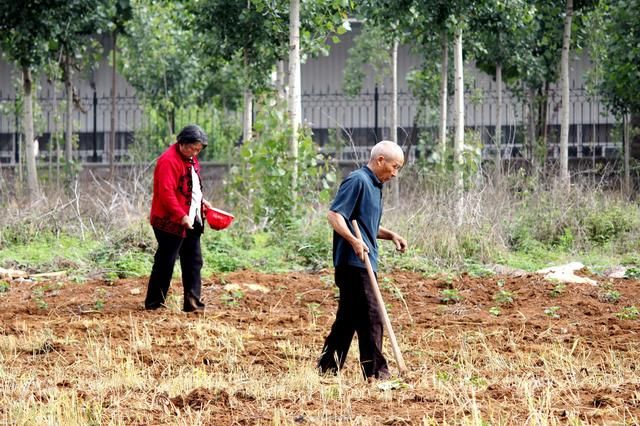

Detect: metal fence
0,86,621,165
304,86,620,162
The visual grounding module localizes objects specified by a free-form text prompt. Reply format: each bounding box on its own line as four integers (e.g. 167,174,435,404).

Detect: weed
320,275,334,287
307,302,321,326
202,231,245,273
221,289,244,307
544,306,560,319
436,371,451,382
469,375,488,387
489,306,501,316
94,288,107,311
625,266,640,279
0,281,9,293
598,282,621,303
615,306,639,320
380,276,404,300
493,289,515,306
465,261,494,278
549,283,566,298
439,288,463,304
32,287,48,310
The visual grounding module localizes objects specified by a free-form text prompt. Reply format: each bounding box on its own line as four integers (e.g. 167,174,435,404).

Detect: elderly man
318,140,408,379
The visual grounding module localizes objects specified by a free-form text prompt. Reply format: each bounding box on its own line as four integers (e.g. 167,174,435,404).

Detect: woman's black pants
144,223,204,311
318,265,389,378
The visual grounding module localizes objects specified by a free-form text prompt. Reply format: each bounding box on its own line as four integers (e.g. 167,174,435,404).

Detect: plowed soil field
1,269,640,424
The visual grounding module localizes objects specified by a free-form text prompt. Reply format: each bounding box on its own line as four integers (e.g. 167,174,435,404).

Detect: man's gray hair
370,140,404,161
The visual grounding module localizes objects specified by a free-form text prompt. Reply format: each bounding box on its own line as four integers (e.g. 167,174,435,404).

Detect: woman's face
179,142,204,158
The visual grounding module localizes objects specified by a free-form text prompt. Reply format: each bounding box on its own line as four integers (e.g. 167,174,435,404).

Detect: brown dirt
1,269,640,424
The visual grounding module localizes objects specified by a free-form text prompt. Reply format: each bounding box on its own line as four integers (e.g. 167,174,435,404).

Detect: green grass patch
0,235,99,273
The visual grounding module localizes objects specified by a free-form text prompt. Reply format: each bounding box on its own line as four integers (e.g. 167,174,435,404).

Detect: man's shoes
144,303,165,311
183,296,205,313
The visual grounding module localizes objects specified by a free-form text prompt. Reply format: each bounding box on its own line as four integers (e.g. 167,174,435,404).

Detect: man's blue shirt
330,166,383,272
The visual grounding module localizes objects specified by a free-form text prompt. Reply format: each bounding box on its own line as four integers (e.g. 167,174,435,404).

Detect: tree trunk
22,66,39,197
276,60,286,100
391,38,400,208
110,31,117,179
453,29,464,192
438,29,449,161
49,82,56,180
559,0,573,184
495,62,503,174
242,50,253,143
64,55,73,164
527,88,537,173
242,89,253,143
624,113,630,195
289,0,301,192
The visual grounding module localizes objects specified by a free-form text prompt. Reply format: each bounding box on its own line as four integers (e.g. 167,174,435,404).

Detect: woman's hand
181,215,194,229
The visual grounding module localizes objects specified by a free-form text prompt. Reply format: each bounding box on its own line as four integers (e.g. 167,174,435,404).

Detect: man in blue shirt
318,140,407,379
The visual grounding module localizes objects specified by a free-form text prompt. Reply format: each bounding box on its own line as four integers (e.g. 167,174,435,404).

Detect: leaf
376,378,408,391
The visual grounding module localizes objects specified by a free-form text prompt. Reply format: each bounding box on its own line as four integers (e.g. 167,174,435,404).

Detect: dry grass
1,308,639,425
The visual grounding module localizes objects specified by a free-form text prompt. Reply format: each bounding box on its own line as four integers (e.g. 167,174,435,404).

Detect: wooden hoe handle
351,220,407,373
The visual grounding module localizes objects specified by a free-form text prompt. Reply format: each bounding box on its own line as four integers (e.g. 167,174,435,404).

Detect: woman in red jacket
145,124,212,312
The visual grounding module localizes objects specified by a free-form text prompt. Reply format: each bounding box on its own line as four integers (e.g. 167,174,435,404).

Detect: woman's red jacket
149,143,204,237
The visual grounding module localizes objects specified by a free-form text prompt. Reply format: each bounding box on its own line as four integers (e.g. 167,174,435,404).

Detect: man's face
179,141,204,158
375,154,404,183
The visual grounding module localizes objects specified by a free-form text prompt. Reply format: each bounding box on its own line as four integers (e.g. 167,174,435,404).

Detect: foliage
625,267,640,279
549,283,566,298
493,289,515,306
544,306,560,318
201,231,245,274
583,206,636,245
283,216,332,271
119,0,210,137
0,1,67,69
220,288,244,307
439,288,463,304
90,226,155,278
589,0,640,115
418,129,483,190
343,25,392,97
615,306,639,320
226,99,336,231
130,104,241,162
598,281,621,303
193,0,352,93
468,0,536,85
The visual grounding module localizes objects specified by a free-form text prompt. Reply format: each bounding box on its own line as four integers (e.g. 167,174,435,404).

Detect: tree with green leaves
119,0,206,140
108,0,133,177
52,0,112,165
592,0,640,117
469,0,536,172
194,0,288,144
588,0,640,192
0,1,62,196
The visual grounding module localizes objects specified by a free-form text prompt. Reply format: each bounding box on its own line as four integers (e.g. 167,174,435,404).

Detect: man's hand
350,238,370,262
203,199,213,210
181,215,194,229
391,234,408,253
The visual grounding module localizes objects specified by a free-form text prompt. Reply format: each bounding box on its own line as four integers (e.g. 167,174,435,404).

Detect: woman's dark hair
177,124,208,146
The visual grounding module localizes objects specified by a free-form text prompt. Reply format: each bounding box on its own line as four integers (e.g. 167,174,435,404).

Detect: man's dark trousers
318,265,389,378
145,222,204,311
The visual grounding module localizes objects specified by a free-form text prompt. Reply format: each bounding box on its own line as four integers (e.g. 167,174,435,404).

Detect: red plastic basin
205,207,235,230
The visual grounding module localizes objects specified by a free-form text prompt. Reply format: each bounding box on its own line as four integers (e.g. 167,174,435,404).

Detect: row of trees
1,0,639,198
